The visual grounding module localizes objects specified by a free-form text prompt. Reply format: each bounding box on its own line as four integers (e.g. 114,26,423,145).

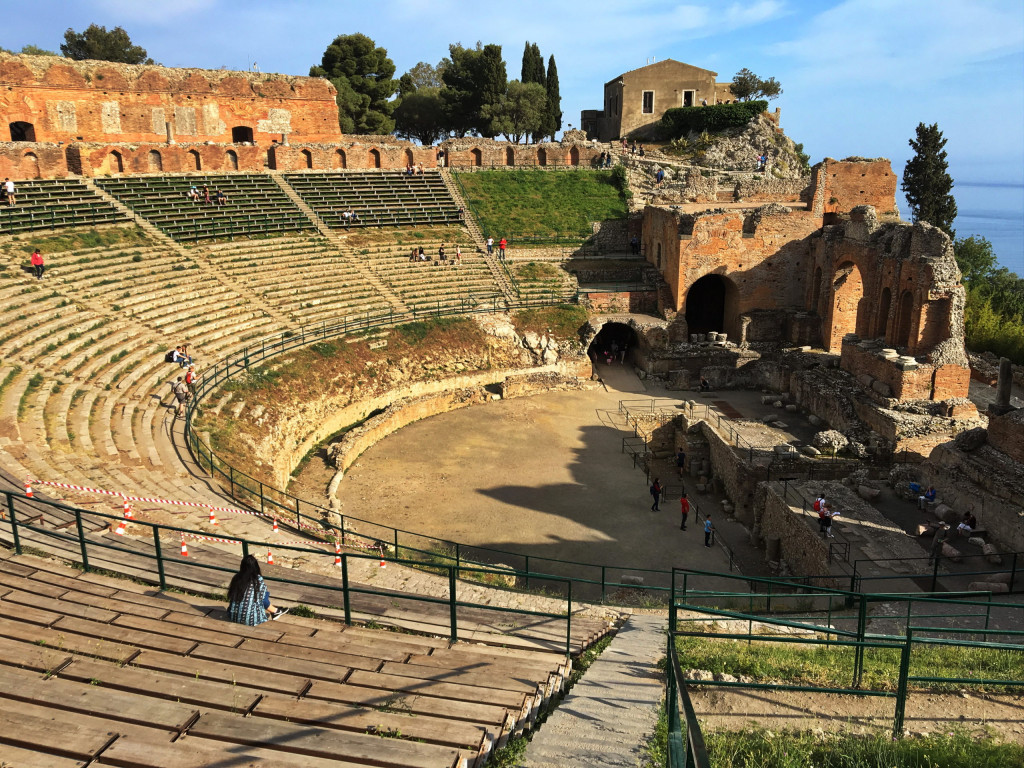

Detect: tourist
202,185,211,204
598,151,607,168
170,376,190,418
621,138,627,152
630,141,637,155
704,515,714,547
187,185,199,202
604,154,612,168
918,486,937,510
957,512,978,537
822,504,836,539
701,98,708,107
417,163,424,175
453,245,462,267
930,523,951,564
406,164,414,176
227,554,287,625
638,144,645,157
498,237,507,262
699,376,711,392
215,189,227,206
418,246,427,262
649,477,662,511
486,236,494,257
630,235,640,255
409,247,418,263
438,244,447,264
3,178,14,207
679,492,690,531
30,248,44,281
676,448,687,478
655,168,665,187
185,365,199,397
619,345,627,364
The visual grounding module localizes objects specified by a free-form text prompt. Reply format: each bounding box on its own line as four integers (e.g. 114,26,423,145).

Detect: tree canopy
398,60,445,96
901,122,957,239
60,24,152,64
730,68,782,101
393,87,447,146
440,43,507,137
521,42,545,87
543,55,561,141
482,80,548,144
311,33,398,135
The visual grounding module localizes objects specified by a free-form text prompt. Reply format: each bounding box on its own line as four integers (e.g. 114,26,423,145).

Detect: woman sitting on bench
227,554,286,625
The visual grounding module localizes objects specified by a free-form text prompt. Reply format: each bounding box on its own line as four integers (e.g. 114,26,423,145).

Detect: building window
642,91,654,114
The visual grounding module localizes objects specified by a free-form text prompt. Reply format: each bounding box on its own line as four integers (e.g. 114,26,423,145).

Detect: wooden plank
187,643,353,683
0,700,176,756
304,678,512,726
53,589,171,620
377,660,540,693
130,651,310,696
96,735,370,768
0,633,72,674
345,669,529,710
162,609,290,642
23,569,120,598
236,637,387,671
57,658,260,713
253,694,488,753
0,617,139,664
2,588,120,624
336,624,449,649
410,649,567,679
112,614,244,648
274,631,411,662
0,666,199,731
0,570,71,599
0,558,39,577
0,742,87,767
188,711,463,768
0,599,62,627
51,616,197,655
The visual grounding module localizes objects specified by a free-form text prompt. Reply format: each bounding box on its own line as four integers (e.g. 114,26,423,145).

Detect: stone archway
335,149,347,169
404,148,414,167
369,149,381,169
188,150,201,171
684,274,740,340
825,260,866,352
586,321,639,366
147,150,162,172
20,152,40,178
301,149,313,169
225,150,239,170
876,286,892,340
895,290,915,349
537,147,547,166
470,148,482,167
101,151,124,174
505,147,515,166
569,146,580,166
9,121,35,142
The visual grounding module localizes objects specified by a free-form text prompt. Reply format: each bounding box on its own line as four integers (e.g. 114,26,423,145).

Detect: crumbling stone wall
67,142,267,176
0,53,340,146
759,486,834,585
809,157,899,218
442,138,603,169
0,142,67,178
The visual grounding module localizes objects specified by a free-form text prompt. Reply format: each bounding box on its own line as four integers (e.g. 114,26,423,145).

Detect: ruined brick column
989,357,1015,416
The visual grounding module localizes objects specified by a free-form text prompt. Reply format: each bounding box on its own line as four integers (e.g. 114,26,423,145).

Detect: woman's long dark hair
228,554,262,604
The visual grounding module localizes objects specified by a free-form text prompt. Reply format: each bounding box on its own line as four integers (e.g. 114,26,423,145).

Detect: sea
898,182,1024,276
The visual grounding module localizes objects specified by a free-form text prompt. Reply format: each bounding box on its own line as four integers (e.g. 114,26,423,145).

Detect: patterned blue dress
228,575,271,626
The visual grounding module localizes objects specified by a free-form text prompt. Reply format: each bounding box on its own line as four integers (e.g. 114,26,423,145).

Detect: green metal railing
0,490,575,655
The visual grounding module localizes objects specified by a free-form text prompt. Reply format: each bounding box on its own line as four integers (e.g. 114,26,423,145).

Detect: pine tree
545,55,562,140
901,122,957,239
521,42,544,86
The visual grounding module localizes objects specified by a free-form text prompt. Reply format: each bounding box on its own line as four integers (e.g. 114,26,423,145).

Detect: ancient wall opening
101,150,124,174
895,290,915,349
147,150,162,172
335,149,346,169
877,287,892,339
538,148,547,166
569,146,580,166
470,148,482,167
826,261,865,352
587,322,639,364
231,126,253,143
9,121,35,142
685,274,740,338
369,149,381,169
404,148,414,167
301,149,313,169
20,151,39,178
188,149,201,170
505,147,514,166
226,149,238,170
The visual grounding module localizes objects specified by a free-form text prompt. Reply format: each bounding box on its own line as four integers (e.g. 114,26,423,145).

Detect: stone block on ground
967,581,1009,594
800,445,821,457
621,575,644,586
983,543,1003,565
967,536,986,548
857,485,880,501
940,542,961,562
813,430,848,452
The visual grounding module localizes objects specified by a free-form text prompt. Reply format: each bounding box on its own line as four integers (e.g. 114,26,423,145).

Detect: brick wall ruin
0,53,341,146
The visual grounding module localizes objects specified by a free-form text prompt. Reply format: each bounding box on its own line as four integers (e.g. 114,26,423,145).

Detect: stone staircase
268,172,409,314
439,169,517,304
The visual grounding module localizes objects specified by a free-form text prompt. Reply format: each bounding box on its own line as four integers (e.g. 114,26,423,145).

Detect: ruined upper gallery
0,53,342,145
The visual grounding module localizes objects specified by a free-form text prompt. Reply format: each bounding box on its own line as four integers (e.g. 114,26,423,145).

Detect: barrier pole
75,507,90,572
449,566,458,642
153,526,167,590
6,494,21,555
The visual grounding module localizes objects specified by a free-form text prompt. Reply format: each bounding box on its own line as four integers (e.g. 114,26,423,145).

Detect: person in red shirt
30,248,44,280
498,237,507,262
679,492,690,531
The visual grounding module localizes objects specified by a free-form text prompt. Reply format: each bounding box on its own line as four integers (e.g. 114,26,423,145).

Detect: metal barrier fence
0,490,575,655
666,566,1024,762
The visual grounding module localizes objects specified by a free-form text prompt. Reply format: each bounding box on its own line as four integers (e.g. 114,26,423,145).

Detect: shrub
659,100,769,139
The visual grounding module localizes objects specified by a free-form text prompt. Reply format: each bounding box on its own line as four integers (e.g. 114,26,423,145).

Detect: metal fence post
341,555,352,625
1010,553,1018,593
75,508,90,572
295,498,302,530
892,628,913,738
853,596,867,686
153,526,167,590
6,494,21,555
566,579,573,657
449,566,458,643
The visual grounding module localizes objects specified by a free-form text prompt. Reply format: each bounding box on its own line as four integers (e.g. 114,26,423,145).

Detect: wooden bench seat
130,649,310,696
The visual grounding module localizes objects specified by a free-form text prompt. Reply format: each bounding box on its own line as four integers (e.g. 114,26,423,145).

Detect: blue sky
3,0,1023,262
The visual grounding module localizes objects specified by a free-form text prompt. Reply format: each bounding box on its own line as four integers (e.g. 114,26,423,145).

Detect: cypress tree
545,55,562,140
901,122,957,239
521,42,545,86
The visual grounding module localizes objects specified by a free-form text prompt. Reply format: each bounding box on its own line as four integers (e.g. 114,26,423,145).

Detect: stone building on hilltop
581,59,734,141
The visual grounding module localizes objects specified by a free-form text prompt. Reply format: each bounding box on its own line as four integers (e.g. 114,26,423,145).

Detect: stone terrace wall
759,485,836,586
67,142,266,176
809,157,899,217
442,138,603,169
0,53,340,145
0,141,68,178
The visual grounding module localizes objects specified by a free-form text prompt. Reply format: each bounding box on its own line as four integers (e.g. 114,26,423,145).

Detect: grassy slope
457,170,626,241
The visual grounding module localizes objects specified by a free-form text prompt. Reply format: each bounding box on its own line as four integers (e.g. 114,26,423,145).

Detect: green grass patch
18,372,45,418
512,305,588,340
514,261,560,281
1,226,150,257
705,726,1024,768
675,635,1024,692
457,170,626,241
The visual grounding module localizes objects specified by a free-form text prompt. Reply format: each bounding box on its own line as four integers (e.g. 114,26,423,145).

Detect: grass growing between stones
0,225,151,257
457,170,627,241
675,635,1024,692
512,304,589,342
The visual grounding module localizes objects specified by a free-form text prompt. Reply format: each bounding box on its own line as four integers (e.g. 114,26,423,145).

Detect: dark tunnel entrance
588,322,638,366
685,274,739,337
